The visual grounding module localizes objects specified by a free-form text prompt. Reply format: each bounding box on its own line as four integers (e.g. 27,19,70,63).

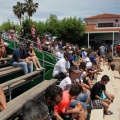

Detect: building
84,13,120,51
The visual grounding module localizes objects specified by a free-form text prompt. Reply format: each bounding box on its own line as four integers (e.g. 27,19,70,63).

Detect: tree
24,0,39,19
59,17,85,42
45,15,85,42
45,14,60,36
13,2,25,26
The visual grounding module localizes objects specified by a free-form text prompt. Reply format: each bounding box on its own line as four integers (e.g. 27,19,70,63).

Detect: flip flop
104,110,113,115
108,110,113,114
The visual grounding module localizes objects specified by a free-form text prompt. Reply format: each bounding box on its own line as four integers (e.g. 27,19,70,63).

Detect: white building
84,13,120,50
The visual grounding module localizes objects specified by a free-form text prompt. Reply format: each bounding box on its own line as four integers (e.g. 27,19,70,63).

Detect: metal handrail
2,36,57,66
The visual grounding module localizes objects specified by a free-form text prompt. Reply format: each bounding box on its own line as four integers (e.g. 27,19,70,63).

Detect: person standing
116,44,120,56
107,52,113,70
31,25,36,41
99,44,106,57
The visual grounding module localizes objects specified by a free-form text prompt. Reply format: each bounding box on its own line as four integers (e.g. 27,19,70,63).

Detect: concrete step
90,109,104,120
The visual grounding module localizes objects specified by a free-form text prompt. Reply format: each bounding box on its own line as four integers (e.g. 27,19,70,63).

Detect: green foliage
0,20,22,35
1,20,14,30
24,0,39,19
45,15,85,42
59,17,85,41
0,13,85,43
13,2,25,26
45,14,60,36
36,21,46,35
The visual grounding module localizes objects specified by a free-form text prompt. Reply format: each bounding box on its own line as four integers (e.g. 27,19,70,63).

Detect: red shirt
117,46,120,51
54,91,71,114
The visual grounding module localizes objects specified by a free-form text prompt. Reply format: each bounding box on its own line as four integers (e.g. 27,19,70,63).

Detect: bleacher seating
0,79,57,120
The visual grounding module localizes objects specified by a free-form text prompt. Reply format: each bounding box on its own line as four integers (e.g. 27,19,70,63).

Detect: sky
0,0,120,25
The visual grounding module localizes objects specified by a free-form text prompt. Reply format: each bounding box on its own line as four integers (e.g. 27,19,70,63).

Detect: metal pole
13,41,16,49
88,32,89,48
112,32,115,57
8,85,12,101
42,52,45,81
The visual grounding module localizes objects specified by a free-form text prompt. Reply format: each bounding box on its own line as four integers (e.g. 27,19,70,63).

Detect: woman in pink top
31,25,36,40
36,34,42,50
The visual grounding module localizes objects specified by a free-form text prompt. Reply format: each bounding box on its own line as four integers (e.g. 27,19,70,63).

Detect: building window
98,23,113,27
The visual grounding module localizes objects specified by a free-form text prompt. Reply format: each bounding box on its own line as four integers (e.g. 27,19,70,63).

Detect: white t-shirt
86,61,92,69
79,71,87,80
59,76,72,90
53,58,69,77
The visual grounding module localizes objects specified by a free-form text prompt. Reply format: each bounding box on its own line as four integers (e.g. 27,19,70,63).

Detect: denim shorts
76,93,88,102
70,100,87,108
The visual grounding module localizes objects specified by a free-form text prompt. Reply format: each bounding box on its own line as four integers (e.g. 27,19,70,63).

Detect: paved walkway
96,63,120,120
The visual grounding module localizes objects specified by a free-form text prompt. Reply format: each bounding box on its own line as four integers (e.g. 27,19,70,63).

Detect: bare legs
28,56,42,70
0,86,7,111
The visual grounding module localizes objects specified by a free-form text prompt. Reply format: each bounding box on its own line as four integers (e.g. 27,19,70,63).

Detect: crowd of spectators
0,25,115,119
22,45,115,120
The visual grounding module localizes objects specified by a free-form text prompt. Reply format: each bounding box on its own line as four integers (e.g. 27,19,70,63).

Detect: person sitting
69,52,79,67
0,86,7,111
53,52,70,80
22,100,49,120
91,75,115,115
44,85,63,119
76,66,92,91
59,66,90,109
0,34,6,59
11,42,33,74
27,42,43,71
54,84,86,120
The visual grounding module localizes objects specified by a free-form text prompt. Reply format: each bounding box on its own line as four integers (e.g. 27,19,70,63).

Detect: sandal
104,110,113,115
36,68,41,71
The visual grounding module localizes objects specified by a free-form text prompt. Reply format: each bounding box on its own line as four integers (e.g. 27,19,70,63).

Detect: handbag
100,93,107,100
90,100,103,109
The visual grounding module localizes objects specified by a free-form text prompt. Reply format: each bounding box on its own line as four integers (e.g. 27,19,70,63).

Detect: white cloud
0,0,120,25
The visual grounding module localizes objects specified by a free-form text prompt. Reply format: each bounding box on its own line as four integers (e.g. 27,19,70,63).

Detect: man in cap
81,48,87,61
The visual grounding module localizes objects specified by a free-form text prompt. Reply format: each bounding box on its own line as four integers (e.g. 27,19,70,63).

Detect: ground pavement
96,63,120,120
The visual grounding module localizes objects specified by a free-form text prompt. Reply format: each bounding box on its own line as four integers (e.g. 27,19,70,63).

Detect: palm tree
24,0,39,19
13,2,25,26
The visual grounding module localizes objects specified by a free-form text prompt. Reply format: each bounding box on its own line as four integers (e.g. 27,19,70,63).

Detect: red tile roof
84,13,120,20
85,24,120,33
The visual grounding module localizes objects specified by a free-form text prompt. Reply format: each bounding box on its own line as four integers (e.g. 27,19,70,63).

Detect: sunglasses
21,44,25,46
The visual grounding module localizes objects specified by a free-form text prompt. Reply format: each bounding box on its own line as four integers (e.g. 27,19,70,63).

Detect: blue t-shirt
11,48,27,62
90,56,95,62
70,56,75,66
